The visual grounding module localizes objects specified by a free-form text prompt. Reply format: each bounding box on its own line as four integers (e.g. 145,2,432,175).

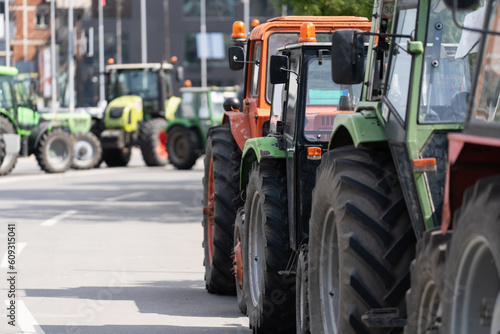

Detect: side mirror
443,0,478,9
331,29,365,85
228,46,245,71
270,55,288,84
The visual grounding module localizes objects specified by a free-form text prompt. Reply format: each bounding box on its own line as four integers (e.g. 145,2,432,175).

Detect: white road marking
4,300,46,334
41,210,78,227
105,191,147,202
1,243,26,268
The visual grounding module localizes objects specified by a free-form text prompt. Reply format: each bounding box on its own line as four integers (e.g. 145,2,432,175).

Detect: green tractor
0,66,90,174
236,31,361,333
300,0,481,332
15,73,102,170
166,86,238,170
97,62,181,167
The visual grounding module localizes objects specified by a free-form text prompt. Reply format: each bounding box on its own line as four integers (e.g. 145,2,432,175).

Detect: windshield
418,0,482,123
471,1,500,125
265,32,331,103
109,69,161,101
304,57,362,142
0,76,15,110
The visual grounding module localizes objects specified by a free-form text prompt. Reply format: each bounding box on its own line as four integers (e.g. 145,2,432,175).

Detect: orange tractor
201,16,371,303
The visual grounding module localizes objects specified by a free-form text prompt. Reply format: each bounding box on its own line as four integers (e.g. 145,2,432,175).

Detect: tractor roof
248,16,371,41
0,66,19,76
179,86,240,93
105,63,174,71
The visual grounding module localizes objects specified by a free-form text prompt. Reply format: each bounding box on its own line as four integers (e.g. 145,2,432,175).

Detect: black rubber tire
296,244,310,334
0,136,5,166
90,119,105,168
308,147,415,334
202,124,242,295
71,132,102,170
405,228,450,333
103,147,131,167
0,116,18,175
234,208,247,315
167,125,200,170
139,118,168,166
243,160,295,334
442,176,500,334
36,128,74,173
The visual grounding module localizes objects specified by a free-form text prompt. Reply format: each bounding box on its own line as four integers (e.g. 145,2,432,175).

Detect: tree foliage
274,0,373,20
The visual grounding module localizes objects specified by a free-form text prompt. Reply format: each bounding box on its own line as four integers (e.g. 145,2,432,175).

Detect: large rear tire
139,118,168,166
36,128,74,173
0,116,17,175
71,132,102,170
405,229,450,333
243,160,295,333
167,125,200,170
442,176,500,334
202,124,242,295
308,147,415,334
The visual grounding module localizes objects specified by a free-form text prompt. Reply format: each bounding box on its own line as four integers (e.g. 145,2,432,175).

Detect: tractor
15,73,101,170
0,66,95,174
235,23,363,332
166,85,238,170
409,0,500,332
96,61,181,167
297,0,483,332
202,15,371,302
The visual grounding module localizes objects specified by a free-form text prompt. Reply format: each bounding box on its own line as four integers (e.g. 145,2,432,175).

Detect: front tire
36,128,74,173
202,124,242,295
71,132,102,170
167,125,200,170
442,176,500,334
103,147,131,167
405,229,450,333
139,118,168,166
243,160,295,333
308,147,415,334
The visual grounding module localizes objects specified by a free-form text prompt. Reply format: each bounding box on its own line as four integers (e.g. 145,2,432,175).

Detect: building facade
2,0,285,107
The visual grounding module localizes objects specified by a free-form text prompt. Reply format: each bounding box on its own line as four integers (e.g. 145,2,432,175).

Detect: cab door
283,55,301,249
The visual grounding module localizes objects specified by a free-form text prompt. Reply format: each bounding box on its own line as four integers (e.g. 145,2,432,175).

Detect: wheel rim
451,235,500,334
248,190,265,306
206,157,215,265
156,129,168,159
172,132,188,160
418,280,442,332
48,138,70,169
74,138,94,163
319,207,339,334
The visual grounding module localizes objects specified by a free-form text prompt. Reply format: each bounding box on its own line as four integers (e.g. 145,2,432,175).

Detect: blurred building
0,0,285,107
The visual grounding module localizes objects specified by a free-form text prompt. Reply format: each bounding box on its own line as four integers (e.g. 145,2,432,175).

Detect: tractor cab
267,26,362,248
99,61,182,167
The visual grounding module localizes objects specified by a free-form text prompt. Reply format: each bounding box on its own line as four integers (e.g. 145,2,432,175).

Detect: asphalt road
0,150,251,334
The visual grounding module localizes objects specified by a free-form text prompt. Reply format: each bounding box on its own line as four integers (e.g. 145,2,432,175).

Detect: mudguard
222,111,251,152
240,136,286,189
328,110,387,150
166,118,192,132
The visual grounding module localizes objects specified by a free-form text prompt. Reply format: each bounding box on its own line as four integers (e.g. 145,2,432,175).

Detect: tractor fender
0,109,21,133
30,121,53,154
328,110,387,150
222,111,251,152
240,136,286,190
166,119,191,132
